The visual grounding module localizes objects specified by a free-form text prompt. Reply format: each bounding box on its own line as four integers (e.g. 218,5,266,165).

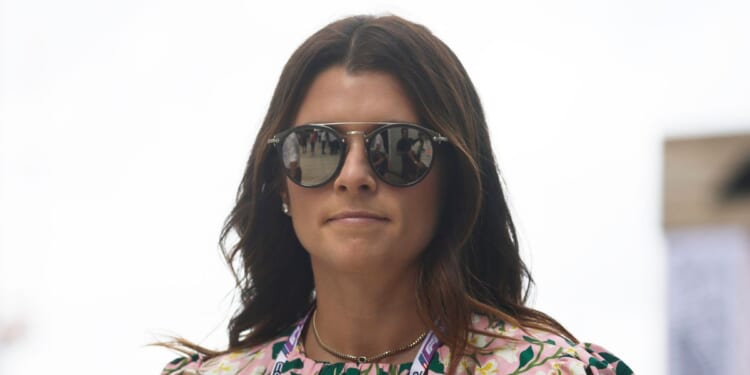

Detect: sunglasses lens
369,125,435,186
282,127,342,187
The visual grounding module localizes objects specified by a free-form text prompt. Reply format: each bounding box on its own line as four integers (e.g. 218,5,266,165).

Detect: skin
280,66,443,363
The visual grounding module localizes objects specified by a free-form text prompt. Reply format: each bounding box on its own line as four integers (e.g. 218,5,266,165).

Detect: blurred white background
1,0,749,374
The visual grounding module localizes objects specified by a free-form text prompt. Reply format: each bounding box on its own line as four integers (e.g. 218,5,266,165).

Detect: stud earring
282,202,289,214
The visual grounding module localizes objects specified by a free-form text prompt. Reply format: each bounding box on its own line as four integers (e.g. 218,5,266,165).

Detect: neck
303,264,428,363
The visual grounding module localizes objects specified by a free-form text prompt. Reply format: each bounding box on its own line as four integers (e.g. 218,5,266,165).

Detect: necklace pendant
357,356,367,365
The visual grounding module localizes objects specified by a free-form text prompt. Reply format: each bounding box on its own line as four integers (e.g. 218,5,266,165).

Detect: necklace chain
311,309,428,365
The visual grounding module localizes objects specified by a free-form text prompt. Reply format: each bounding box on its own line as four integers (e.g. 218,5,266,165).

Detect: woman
161,15,632,375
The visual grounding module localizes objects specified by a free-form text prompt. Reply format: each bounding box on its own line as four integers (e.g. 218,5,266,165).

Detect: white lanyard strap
407,331,440,375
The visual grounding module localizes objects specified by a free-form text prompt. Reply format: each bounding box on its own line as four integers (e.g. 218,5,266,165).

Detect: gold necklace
311,309,428,365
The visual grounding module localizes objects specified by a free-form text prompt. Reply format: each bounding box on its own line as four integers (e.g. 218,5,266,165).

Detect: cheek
286,183,319,247
401,199,439,252
399,168,443,251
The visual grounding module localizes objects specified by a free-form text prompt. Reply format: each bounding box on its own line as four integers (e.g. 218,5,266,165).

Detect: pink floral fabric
162,314,632,375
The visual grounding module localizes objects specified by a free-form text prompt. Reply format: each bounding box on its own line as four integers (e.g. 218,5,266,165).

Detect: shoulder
160,336,287,375
447,314,634,375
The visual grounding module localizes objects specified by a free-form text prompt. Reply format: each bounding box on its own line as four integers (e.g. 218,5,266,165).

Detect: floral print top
162,314,633,375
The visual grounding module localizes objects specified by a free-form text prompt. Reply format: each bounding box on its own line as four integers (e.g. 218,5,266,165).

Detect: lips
327,210,389,223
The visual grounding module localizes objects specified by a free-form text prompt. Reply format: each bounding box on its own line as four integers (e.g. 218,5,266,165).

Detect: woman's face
282,66,443,276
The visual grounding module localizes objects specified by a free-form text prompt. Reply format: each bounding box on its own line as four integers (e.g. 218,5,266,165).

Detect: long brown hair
172,14,575,374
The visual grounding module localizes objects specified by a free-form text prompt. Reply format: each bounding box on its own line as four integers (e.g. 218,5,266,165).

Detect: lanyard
271,313,441,375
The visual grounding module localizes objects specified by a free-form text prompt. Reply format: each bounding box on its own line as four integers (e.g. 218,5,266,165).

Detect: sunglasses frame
268,122,449,188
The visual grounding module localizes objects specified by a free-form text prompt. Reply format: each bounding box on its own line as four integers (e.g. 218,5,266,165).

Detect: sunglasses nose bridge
340,130,369,153
340,130,371,162
343,130,367,142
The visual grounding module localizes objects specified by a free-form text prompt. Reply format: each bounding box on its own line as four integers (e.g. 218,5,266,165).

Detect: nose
332,132,377,193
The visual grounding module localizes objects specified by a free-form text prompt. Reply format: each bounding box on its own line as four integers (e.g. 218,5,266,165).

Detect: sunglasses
268,122,449,187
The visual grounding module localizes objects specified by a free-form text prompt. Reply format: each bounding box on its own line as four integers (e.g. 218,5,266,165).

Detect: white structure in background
663,134,750,375
667,228,749,374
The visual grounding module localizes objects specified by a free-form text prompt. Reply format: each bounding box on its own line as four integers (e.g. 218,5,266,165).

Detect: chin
311,244,407,273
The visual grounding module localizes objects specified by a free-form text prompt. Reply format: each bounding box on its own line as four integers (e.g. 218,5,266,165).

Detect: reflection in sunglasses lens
282,127,341,187
370,126,433,186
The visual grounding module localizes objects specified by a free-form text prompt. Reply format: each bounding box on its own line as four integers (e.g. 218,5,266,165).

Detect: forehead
293,66,419,127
